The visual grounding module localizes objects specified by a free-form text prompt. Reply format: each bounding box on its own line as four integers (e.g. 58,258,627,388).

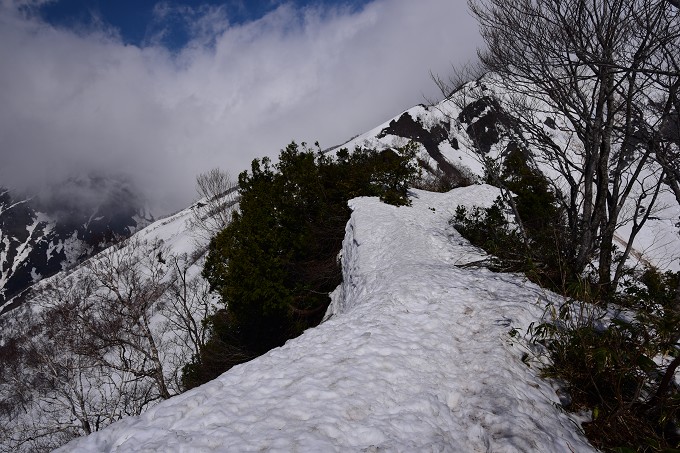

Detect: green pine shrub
622,270,680,354
452,198,525,268
182,142,419,389
451,144,573,291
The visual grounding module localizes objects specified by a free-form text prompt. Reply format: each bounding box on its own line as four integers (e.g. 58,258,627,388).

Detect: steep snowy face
58,187,595,453
0,177,153,313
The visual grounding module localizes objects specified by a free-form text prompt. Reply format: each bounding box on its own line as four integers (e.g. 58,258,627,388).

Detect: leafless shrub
189,168,238,243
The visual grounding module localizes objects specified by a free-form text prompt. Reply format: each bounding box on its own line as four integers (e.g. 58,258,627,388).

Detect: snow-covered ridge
59,187,595,452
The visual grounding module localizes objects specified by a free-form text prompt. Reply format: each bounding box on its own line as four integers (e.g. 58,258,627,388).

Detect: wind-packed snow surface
59,186,595,452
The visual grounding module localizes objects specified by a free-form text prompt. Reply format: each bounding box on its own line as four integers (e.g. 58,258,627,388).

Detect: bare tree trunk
466,0,679,296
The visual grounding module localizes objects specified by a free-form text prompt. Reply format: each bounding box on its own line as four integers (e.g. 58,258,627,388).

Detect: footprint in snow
494,317,512,327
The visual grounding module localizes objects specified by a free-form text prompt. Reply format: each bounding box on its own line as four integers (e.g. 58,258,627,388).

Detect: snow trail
58,186,595,452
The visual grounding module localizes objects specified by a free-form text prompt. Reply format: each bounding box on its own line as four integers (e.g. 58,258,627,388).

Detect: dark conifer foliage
184,142,419,388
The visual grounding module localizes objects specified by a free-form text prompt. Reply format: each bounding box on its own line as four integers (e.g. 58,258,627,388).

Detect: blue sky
0,0,481,213
36,0,372,49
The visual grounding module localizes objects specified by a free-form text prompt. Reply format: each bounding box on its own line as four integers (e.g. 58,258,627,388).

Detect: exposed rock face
344,80,531,188
0,177,153,312
378,111,470,185
458,95,519,155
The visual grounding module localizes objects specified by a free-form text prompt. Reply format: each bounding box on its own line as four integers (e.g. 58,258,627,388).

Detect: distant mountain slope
0,194,218,452
0,176,153,313
339,77,680,271
57,187,597,453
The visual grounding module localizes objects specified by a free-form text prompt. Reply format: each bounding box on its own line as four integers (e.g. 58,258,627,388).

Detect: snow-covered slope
59,186,595,452
0,196,219,453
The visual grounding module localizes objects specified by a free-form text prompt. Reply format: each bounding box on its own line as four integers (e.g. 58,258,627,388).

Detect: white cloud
147,2,232,48
0,0,481,214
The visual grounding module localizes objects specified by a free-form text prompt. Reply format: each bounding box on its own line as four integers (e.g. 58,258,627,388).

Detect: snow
133,200,205,257
340,78,680,273
0,197,222,451
0,212,42,292
58,186,595,453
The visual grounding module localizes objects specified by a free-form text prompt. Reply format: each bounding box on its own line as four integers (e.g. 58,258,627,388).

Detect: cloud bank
0,0,481,214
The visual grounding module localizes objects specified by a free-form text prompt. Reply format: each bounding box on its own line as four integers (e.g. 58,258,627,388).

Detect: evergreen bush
183,142,419,388
451,144,571,291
